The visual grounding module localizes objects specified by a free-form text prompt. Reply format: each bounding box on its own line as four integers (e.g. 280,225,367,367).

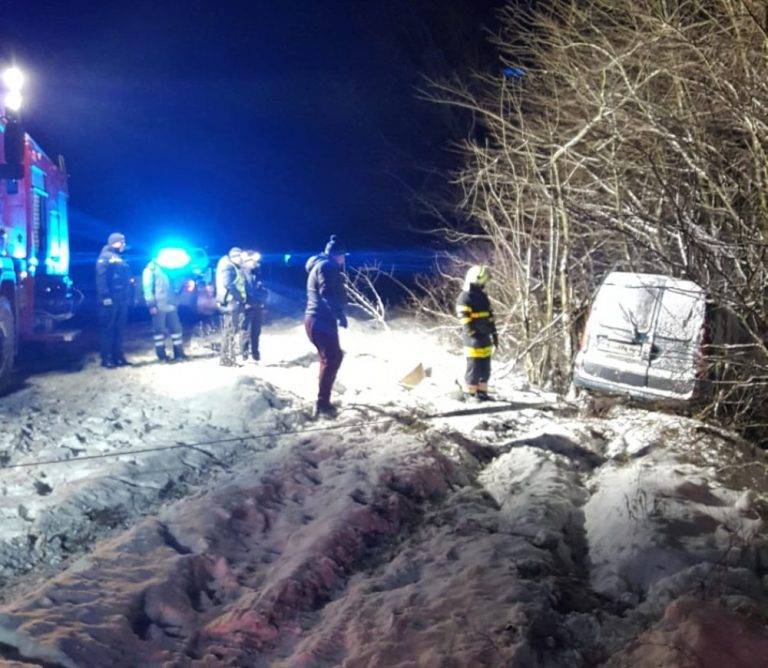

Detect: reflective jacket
215,255,246,308
305,254,347,324
95,245,131,304
142,261,179,312
456,286,497,358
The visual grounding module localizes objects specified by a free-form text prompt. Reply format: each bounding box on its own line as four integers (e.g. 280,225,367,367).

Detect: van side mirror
0,113,24,180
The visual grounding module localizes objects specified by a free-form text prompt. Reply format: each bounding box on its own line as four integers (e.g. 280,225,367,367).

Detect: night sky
0,1,502,267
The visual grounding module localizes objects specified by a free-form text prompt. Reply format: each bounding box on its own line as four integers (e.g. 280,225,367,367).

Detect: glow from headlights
4,89,22,112
156,247,191,270
3,67,24,91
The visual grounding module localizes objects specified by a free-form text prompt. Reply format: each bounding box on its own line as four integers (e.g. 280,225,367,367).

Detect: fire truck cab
0,104,75,390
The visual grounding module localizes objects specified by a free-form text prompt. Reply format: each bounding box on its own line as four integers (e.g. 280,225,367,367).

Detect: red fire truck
0,68,75,390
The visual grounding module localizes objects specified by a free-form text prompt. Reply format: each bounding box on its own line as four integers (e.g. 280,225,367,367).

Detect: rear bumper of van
572,368,694,406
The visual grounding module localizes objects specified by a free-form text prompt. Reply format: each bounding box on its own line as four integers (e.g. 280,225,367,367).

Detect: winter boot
173,344,186,362
314,401,338,419
155,346,168,363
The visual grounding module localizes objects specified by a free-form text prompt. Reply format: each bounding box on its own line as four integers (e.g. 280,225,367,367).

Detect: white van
573,272,710,404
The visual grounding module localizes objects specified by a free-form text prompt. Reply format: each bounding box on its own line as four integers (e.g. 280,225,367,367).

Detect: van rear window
595,283,659,334
655,288,704,341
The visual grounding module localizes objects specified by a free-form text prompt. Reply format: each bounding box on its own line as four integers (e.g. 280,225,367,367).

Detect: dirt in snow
1,318,768,667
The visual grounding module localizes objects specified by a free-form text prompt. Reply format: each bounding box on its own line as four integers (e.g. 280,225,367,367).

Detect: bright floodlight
156,247,191,270
4,90,22,112
3,67,24,91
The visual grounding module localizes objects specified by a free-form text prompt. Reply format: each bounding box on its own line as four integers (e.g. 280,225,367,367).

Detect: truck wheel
0,296,16,393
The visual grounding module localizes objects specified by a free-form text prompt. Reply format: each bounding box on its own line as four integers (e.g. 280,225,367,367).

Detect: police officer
142,258,185,362
216,247,247,367
456,265,498,401
305,235,348,418
243,250,267,363
96,233,132,369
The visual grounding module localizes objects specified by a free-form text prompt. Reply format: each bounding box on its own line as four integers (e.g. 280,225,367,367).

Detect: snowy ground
2,317,768,666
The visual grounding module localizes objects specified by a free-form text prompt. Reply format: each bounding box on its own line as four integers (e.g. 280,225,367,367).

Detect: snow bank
2,317,768,665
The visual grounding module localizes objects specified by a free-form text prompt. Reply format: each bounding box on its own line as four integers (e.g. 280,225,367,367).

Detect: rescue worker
142,257,185,363
216,247,247,367
456,265,498,401
95,232,132,369
243,250,267,363
305,235,348,418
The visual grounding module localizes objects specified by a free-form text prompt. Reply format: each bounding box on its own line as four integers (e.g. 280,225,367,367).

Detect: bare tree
427,0,768,431
345,263,392,331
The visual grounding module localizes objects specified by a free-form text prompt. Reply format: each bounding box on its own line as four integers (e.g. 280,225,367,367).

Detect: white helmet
464,264,490,290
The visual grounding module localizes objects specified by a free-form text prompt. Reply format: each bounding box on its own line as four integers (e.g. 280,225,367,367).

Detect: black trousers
465,356,491,389
99,302,128,364
243,306,262,360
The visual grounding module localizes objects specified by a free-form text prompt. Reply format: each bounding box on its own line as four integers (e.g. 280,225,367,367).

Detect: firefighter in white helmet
456,265,498,401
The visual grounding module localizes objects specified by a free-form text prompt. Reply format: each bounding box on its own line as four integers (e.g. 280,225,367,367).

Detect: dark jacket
244,266,268,307
456,286,497,350
305,254,347,324
95,245,131,304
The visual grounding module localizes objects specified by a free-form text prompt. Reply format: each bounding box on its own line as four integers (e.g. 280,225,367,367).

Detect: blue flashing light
284,253,292,264
503,66,525,79
156,247,192,270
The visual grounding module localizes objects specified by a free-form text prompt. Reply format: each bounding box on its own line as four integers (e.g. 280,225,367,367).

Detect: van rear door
581,279,659,388
646,284,705,399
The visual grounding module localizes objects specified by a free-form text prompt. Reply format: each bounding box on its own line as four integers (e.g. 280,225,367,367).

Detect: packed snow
1,317,768,666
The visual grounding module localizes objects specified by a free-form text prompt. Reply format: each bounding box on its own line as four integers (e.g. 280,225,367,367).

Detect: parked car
572,272,749,405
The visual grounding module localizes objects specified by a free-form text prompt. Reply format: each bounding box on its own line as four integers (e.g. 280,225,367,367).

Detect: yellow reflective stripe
456,305,471,313
460,317,472,324
464,346,493,358
470,311,490,319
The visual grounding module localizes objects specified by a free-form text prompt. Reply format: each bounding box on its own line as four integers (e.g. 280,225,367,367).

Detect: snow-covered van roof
601,272,704,297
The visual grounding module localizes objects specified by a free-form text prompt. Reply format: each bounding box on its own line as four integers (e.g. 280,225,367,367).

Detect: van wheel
0,296,16,393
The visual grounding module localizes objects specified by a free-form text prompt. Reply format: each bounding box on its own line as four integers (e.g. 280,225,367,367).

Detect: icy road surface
1,319,768,667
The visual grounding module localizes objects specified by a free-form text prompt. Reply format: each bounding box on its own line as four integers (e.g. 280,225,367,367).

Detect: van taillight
696,324,707,379
579,327,588,351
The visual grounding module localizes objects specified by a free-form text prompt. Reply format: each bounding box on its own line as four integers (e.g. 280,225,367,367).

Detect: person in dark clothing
243,250,267,362
142,258,185,362
456,265,498,401
305,235,348,418
216,247,247,366
95,232,132,369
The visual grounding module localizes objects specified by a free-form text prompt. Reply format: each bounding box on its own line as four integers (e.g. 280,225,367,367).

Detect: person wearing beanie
305,234,348,418
456,264,498,401
95,232,132,369
215,247,247,366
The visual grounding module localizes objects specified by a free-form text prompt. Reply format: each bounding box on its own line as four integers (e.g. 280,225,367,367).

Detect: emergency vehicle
0,68,75,390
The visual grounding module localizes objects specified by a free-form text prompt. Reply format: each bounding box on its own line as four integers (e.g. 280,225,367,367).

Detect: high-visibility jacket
215,255,246,308
142,261,179,312
456,286,497,358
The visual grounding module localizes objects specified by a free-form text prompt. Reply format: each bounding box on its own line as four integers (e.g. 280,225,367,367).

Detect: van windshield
595,283,659,336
